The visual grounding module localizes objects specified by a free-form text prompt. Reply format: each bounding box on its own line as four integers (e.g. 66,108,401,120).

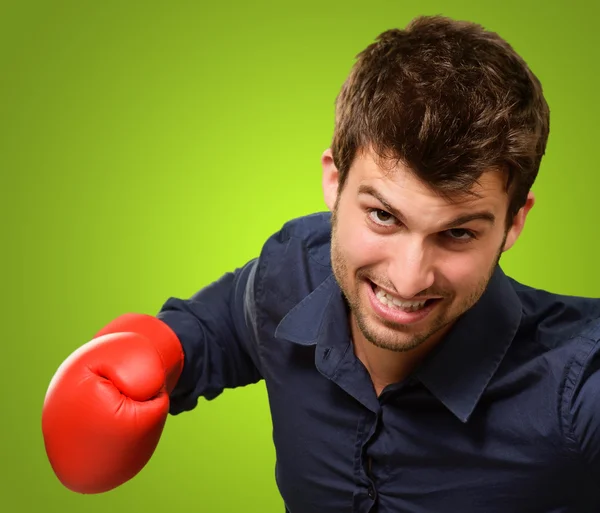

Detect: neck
351,315,450,396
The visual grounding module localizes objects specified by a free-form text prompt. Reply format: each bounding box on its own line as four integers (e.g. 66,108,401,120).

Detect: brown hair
331,15,550,227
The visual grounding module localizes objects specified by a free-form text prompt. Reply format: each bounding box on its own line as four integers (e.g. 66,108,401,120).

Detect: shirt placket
315,337,382,512
352,407,381,512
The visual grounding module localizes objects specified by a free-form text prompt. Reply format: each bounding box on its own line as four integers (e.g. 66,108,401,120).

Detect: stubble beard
330,207,505,353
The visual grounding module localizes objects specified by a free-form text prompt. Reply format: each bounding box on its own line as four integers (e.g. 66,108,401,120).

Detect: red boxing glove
41,313,184,494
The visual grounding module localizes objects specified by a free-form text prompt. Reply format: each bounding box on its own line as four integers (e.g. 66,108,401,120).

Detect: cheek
439,261,477,286
436,248,496,290
338,222,384,268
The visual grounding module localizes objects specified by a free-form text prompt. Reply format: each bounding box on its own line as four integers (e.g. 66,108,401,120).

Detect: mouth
366,280,442,324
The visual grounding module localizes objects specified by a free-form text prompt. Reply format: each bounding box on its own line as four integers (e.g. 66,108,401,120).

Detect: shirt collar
274,265,522,423
274,273,343,346
414,265,522,422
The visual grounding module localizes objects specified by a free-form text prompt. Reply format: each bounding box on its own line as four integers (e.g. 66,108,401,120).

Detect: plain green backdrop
2,0,599,511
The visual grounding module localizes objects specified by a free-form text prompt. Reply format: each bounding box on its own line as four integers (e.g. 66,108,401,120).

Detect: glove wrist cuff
93,313,184,394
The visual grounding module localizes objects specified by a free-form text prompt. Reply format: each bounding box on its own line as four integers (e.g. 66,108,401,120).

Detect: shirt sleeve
155,258,263,415
567,330,600,479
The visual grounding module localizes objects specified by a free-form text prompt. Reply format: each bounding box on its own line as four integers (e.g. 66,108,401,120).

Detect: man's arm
41,257,263,493
157,258,263,415
565,325,600,488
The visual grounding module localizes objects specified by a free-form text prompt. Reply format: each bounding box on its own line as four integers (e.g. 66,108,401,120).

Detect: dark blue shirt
157,212,600,513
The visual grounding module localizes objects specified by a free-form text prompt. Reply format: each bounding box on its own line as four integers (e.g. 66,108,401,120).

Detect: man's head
321,16,548,353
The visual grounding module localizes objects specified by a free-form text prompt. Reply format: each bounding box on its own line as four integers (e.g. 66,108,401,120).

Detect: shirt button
367,485,376,500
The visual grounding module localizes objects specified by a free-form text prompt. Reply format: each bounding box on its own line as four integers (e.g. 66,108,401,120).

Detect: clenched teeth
375,287,428,312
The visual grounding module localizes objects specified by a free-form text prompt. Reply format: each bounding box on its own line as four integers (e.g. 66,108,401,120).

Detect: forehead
348,149,509,216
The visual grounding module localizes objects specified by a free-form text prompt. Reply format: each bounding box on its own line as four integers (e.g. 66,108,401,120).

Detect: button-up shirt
157,212,600,512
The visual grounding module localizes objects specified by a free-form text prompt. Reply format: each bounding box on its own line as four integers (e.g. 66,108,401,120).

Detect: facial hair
330,205,506,353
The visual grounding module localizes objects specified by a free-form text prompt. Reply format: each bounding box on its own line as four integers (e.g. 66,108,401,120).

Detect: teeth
375,287,428,312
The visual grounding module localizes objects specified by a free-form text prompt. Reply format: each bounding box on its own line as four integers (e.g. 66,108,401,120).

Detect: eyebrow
358,184,496,229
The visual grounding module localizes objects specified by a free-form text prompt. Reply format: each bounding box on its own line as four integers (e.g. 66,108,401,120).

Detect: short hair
331,15,550,227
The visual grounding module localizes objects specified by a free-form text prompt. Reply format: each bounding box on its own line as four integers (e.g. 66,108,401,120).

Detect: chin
362,321,431,352
369,336,427,353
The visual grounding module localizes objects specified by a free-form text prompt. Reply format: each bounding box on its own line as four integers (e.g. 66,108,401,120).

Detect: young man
42,15,600,512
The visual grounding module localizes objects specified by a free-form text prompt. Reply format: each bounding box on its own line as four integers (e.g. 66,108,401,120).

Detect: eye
444,228,476,243
368,209,397,226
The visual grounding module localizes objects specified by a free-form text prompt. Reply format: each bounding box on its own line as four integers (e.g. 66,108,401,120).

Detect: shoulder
508,276,600,417
251,211,334,308
258,211,332,268
264,211,332,261
503,278,600,451
508,276,600,350
559,317,600,465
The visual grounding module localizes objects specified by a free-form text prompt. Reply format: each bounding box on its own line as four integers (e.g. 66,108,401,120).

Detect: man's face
322,147,533,353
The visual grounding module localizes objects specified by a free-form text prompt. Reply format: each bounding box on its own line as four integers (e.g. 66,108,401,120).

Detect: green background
2,0,599,511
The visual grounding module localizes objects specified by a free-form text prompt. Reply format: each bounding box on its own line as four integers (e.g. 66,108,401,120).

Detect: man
42,15,600,512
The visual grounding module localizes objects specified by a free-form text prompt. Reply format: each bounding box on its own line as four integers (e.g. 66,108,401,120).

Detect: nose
387,235,435,299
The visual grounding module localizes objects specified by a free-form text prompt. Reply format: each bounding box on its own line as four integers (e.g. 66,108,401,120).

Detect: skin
321,146,535,395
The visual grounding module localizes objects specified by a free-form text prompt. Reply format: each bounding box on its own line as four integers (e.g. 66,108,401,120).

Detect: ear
502,191,535,252
321,148,340,211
